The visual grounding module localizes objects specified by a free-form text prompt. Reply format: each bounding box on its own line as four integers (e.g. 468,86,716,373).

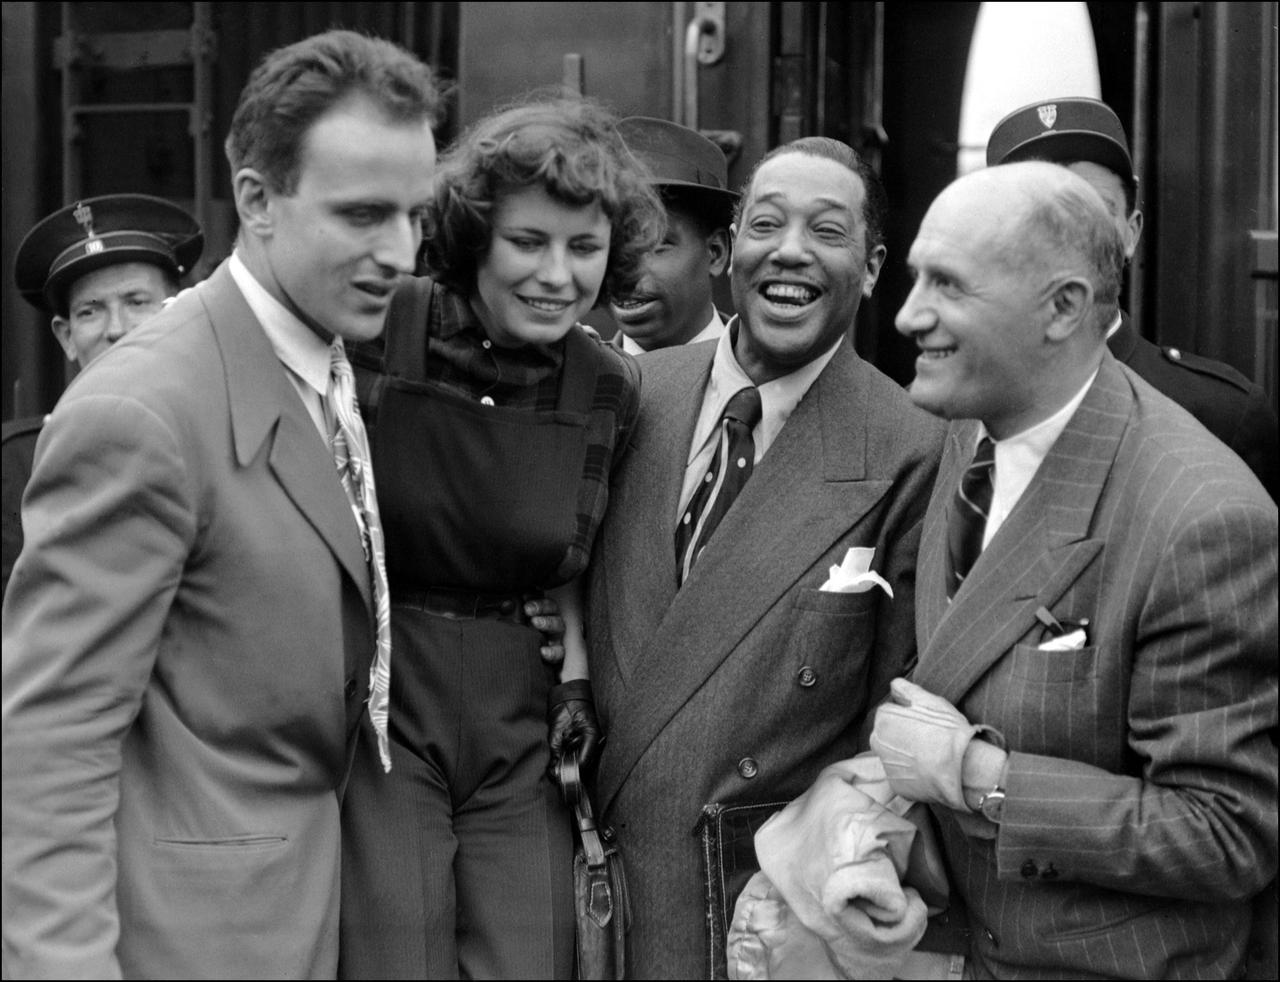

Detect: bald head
896,162,1126,438
934,163,1124,331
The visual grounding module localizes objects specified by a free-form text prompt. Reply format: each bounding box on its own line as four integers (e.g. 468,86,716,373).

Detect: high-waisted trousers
339,607,574,980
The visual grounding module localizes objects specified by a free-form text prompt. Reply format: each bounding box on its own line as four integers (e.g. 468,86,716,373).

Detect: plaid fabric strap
329,340,394,772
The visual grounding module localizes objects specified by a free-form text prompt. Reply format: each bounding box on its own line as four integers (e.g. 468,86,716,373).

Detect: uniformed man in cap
608,116,736,353
987,96,1278,500
2,193,203,594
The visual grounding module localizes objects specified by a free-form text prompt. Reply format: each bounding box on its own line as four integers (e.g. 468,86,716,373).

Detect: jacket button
344,677,358,698
499,599,516,615
1167,347,1182,360
737,757,759,779
1040,862,1060,880
1020,859,1038,878
984,927,999,948
796,666,818,687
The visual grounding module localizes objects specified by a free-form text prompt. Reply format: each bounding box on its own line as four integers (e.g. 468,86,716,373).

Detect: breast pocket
999,642,1123,762
786,588,878,690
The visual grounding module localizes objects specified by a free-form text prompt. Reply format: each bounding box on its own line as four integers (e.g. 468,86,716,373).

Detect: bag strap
557,748,608,869
346,279,436,435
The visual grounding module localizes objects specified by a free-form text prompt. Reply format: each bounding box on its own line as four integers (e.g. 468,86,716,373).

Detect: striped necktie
675,386,763,586
947,435,995,598
329,341,394,772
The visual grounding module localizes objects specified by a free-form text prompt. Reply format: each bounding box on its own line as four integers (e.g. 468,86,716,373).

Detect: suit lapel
596,347,709,684
915,356,1133,704
200,264,373,615
601,345,894,811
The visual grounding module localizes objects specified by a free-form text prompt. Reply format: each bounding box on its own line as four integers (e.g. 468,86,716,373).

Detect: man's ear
861,243,888,299
707,227,730,277
1123,208,1144,261
233,168,275,239
726,222,738,276
1044,276,1093,341
50,317,77,363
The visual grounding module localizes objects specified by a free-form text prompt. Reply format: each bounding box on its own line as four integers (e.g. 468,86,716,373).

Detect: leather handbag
696,800,789,980
557,748,630,980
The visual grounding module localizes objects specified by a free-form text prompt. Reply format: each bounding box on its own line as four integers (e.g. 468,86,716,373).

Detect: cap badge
1037,104,1058,129
72,201,96,239
85,239,105,255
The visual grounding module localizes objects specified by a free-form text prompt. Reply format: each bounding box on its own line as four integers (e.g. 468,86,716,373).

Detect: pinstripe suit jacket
913,353,1278,979
587,338,945,979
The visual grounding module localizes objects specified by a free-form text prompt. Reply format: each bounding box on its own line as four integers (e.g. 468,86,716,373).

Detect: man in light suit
871,161,1277,978
2,30,438,978
586,137,945,978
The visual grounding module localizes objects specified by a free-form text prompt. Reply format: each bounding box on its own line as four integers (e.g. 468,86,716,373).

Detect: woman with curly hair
339,95,663,979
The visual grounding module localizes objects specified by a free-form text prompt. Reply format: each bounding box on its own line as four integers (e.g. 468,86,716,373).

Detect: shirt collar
1105,311,1123,340
692,316,842,461
978,367,1099,532
228,250,331,398
618,307,728,356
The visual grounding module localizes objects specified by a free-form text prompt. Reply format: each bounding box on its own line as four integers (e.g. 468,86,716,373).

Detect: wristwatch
975,785,1006,823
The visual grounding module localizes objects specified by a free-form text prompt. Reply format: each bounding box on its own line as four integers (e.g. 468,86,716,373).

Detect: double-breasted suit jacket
2,262,375,979
586,337,945,979
912,353,1278,979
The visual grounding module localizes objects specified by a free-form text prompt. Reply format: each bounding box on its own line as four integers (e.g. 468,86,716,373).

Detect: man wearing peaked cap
3,194,203,596
609,116,736,353
987,97,1278,501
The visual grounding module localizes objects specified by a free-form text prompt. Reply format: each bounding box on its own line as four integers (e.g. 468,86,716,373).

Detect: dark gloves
547,678,602,781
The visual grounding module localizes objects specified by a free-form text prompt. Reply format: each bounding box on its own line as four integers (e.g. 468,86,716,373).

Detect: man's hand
523,596,566,666
547,679,602,780
870,678,1003,812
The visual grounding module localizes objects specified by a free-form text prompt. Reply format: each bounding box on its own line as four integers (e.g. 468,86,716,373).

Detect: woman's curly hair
421,94,665,303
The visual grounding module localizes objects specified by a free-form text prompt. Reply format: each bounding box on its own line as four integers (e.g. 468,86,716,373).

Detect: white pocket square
820,547,894,598
1037,628,1087,651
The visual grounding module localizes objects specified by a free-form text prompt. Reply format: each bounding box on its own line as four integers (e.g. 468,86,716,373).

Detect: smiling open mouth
918,346,956,359
520,296,572,313
760,282,819,306
611,294,656,311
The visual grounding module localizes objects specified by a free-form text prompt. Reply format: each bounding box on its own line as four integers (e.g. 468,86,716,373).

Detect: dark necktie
675,386,763,586
947,435,995,598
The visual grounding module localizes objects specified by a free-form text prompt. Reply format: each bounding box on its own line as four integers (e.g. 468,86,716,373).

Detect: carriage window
957,1,1102,176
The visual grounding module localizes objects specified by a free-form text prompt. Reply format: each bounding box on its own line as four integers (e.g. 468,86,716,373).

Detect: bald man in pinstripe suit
871,162,1277,978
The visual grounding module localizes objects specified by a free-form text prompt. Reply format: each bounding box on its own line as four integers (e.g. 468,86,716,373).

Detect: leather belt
390,587,527,624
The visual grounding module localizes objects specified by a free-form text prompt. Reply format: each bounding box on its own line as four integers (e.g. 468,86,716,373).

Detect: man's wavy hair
422,95,665,302
226,30,442,195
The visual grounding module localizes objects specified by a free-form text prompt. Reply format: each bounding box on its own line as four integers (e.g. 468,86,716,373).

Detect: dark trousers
340,609,574,980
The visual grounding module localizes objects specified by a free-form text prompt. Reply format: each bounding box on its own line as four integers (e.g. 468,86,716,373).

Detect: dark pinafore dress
339,279,635,981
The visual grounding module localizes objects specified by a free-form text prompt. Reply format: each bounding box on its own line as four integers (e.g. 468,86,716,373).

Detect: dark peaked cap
618,116,737,227
986,97,1137,196
15,194,203,313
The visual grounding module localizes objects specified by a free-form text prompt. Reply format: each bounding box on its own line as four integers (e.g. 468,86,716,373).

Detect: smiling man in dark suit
586,137,944,978
2,30,438,978
872,160,1276,979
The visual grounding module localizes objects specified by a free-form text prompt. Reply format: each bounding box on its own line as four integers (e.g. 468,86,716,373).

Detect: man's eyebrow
747,190,853,213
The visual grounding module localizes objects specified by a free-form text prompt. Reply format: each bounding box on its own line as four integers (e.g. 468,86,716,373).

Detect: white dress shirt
678,318,841,516
228,251,332,440
979,369,1098,548
619,308,726,356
